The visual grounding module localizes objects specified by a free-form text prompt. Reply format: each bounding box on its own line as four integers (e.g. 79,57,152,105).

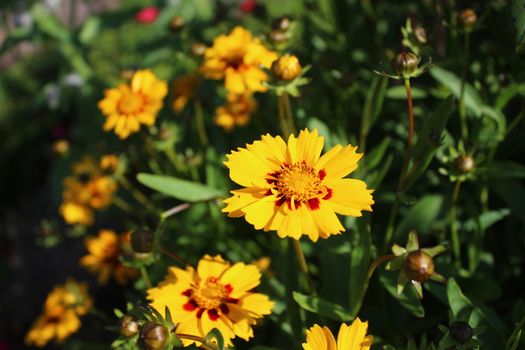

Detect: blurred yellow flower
271,54,302,81
100,154,120,172
25,307,81,347
25,279,92,348
173,73,199,113
147,255,274,347
80,229,139,285
60,157,117,226
302,318,373,350
214,93,256,131
222,129,374,241
201,26,277,94
98,69,168,139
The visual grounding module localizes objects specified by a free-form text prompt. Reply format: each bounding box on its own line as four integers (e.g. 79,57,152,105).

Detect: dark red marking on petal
196,308,205,319
275,197,286,207
181,289,192,297
225,297,239,304
208,309,219,321
318,169,326,180
308,198,320,210
220,304,230,314
264,189,272,196
224,284,233,294
183,300,198,311
323,188,333,200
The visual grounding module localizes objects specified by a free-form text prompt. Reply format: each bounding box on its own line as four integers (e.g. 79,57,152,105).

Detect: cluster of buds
401,18,427,55
386,231,446,298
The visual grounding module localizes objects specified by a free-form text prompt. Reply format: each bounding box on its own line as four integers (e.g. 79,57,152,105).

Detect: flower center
118,92,144,115
226,51,245,70
192,277,229,310
275,161,323,202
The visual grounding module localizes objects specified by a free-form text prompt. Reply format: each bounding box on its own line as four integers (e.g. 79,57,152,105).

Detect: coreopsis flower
147,255,274,347
222,129,374,241
214,93,256,131
59,157,117,226
302,318,373,350
271,55,302,81
25,279,92,347
98,69,168,139
172,74,199,113
25,307,81,347
100,154,119,172
201,26,277,94
80,230,139,285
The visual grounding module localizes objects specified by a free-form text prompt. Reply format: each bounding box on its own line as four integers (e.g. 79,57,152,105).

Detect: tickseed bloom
98,69,168,139
80,230,139,285
201,26,277,94
271,54,302,81
147,255,274,347
302,318,373,350
214,93,256,131
60,157,117,226
25,279,92,347
222,129,374,241
100,154,120,172
172,73,199,113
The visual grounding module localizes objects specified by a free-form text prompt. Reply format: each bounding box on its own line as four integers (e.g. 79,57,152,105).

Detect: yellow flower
98,69,168,139
25,307,81,347
44,279,93,316
173,73,199,113
59,202,93,226
214,93,256,131
302,318,373,350
80,229,139,285
222,129,374,241
100,154,120,172
201,26,277,94
147,255,274,347
271,54,302,81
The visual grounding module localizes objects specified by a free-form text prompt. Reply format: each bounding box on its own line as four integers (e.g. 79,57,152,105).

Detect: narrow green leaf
395,195,444,240
205,328,225,350
137,173,224,202
512,0,525,50
348,220,372,317
386,85,427,99
430,67,481,116
364,137,391,170
487,161,525,179
361,75,388,138
293,292,353,321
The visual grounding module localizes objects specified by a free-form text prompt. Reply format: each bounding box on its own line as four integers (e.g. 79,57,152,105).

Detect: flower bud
402,250,435,283
272,16,293,31
455,155,475,174
458,9,477,31
120,316,139,337
391,52,421,76
191,43,207,56
140,322,168,350
169,16,185,32
449,321,474,344
131,228,154,254
271,55,302,81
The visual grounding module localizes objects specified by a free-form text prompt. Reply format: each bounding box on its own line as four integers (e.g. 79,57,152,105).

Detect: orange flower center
118,92,144,115
275,162,325,202
192,277,230,310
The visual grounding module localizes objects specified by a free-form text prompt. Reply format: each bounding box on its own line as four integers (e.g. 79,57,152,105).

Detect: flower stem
140,266,152,289
459,32,471,142
291,239,315,294
117,176,156,211
450,180,462,266
278,92,296,136
161,203,191,220
195,99,209,147
160,247,189,266
175,333,218,350
112,195,134,213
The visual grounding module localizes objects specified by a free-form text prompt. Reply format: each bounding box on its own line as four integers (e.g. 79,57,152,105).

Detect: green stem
459,32,471,142
140,266,153,289
195,100,209,147
161,203,191,220
117,176,156,211
291,239,315,294
112,195,134,213
164,147,186,174
450,180,462,266
175,333,218,350
160,247,189,266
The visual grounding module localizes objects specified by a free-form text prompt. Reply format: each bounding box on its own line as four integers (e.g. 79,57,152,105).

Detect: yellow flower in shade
173,73,199,113
147,255,274,347
44,279,93,316
25,307,81,347
100,154,120,172
60,157,117,226
214,93,256,131
98,69,168,139
222,129,374,241
201,26,277,94
80,230,139,285
302,319,373,350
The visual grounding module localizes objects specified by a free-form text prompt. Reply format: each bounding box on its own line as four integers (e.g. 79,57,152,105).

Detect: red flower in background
240,0,257,13
135,7,160,24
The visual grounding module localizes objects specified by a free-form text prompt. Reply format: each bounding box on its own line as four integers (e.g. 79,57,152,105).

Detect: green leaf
405,96,455,188
461,209,510,232
430,67,482,116
487,161,525,179
79,17,101,45
293,292,353,321
360,75,388,139
491,180,525,223
205,328,225,350
348,220,372,317
395,195,444,240
31,4,71,42
363,137,391,170
379,272,425,317
137,173,224,202
447,278,508,346
512,0,525,50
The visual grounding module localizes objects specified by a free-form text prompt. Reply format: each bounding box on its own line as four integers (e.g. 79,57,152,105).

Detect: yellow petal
197,255,230,280
315,145,362,180
337,318,373,350
219,263,261,297
325,179,374,215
